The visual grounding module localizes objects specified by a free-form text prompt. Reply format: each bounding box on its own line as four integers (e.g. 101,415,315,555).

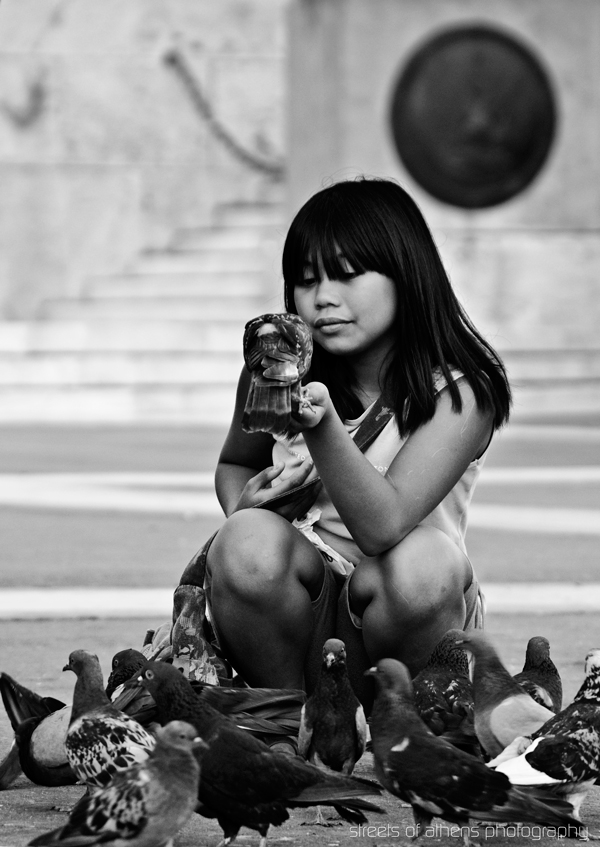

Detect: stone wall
0,0,287,317
287,0,600,353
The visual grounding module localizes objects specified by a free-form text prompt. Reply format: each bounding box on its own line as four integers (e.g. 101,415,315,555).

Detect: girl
203,177,511,709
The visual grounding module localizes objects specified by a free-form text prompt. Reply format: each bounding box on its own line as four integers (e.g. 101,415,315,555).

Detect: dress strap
352,397,394,453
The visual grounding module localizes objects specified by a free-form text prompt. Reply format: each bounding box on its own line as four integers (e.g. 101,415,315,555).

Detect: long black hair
282,177,511,436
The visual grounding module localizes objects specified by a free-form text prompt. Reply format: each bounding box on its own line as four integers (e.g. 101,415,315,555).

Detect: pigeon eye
145,670,155,680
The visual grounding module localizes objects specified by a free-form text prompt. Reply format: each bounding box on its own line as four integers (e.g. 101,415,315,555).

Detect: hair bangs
283,188,394,311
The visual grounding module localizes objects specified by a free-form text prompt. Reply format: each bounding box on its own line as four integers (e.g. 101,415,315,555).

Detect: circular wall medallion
389,25,557,208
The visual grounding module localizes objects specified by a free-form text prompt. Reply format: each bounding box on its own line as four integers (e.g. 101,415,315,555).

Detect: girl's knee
209,511,288,595
350,525,472,620
208,510,323,601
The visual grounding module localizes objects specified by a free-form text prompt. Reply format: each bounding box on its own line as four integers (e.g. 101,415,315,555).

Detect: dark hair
282,177,511,435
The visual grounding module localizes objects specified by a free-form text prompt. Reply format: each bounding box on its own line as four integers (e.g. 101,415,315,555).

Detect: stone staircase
0,200,598,423
0,203,286,424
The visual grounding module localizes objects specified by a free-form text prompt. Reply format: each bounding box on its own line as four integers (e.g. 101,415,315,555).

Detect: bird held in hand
513,636,563,714
28,720,206,847
242,312,314,435
298,638,367,824
134,660,383,847
492,648,600,823
367,659,582,846
64,649,155,789
455,631,555,758
412,629,481,759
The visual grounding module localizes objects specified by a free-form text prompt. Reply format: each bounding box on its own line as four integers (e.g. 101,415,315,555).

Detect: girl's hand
233,457,321,521
289,381,331,433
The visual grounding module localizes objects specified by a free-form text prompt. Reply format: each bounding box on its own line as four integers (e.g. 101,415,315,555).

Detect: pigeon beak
364,666,377,677
192,737,209,752
62,663,71,673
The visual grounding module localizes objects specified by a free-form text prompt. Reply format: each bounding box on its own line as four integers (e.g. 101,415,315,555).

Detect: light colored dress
271,371,486,574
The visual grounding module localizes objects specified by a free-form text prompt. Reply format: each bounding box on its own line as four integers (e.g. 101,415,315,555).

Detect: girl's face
294,256,398,361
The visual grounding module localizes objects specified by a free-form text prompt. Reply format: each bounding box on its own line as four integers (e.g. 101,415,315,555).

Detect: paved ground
0,414,599,845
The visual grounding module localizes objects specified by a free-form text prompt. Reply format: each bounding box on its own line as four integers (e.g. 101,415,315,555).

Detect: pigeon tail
0,673,65,731
0,740,22,789
469,784,582,833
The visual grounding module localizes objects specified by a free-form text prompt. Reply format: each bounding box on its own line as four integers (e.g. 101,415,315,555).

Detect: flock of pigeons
0,630,598,846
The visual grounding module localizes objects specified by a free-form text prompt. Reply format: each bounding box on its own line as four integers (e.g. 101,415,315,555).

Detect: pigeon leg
0,740,22,789
301,804,344,826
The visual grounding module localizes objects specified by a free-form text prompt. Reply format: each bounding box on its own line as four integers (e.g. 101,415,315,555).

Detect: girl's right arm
215,368,316,518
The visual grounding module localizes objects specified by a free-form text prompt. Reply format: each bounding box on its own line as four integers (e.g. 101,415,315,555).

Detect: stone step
84,272,267,299
212,202,285,229
0,378,598,424
0,320,255,352
0,384,238,424
130,249,267,275
0,351,243,385
170,227,280,252
38,296,270,322
502,348,600,380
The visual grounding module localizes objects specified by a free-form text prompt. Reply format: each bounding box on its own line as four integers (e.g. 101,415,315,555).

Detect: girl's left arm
300,380,494,556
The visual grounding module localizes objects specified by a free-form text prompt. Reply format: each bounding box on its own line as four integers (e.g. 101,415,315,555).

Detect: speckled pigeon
28,721,206,847
492,648,600,824
242,312,314,435
64,649,155,789
412,629,481,759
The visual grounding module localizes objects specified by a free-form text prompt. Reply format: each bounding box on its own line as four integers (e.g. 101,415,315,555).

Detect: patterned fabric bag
169,533,232,683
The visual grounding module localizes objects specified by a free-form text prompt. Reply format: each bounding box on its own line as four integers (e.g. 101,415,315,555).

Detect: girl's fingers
251,463,284,489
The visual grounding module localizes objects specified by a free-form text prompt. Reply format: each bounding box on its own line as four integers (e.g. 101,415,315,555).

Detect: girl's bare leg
207,509,325,689
349,525,473,676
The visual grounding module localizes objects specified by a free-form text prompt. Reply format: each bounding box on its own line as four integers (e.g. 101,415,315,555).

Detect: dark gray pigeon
298,639,368,824
513,636,563,713
367,658,582,844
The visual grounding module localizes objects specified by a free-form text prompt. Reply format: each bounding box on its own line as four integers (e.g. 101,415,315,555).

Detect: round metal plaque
389,26,557,208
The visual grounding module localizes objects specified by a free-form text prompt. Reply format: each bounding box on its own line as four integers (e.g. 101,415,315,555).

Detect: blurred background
0,0,597,426
0,0,599,791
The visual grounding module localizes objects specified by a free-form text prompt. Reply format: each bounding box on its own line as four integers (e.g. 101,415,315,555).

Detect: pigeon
455,631,555,758
134,660,384,846
367,659,582,845
28,721,207,847
513,636,563,714
298,639,367,824
412,629,481,759
0,656,305,790
105,648,147,698
64,649,156,789
492,648,600,822
0,672,77,787
242,312,314,435
113,672,306,741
